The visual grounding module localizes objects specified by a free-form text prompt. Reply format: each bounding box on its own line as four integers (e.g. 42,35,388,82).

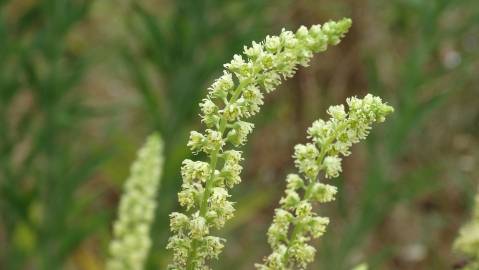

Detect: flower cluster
256,94,393,269
107,134,164,270
352,263,368,270
454,193,479,270
167,18,352,270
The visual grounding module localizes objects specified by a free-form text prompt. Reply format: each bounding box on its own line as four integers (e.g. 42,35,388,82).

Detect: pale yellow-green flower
352,263,368,270
454,193,479,270
256,95,393,270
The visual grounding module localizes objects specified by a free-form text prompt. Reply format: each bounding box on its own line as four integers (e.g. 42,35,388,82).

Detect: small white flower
209,72,234,99
280,30,298,49
290,243,316,268
190,214,209,239
181,159,210,183
280,189,301,209
222,150,243,164
323,155,342,179
295,201,312,217
286,174,304,190
202,129,225,153
187,131,205,153
178,187,196,210
309,216,329,238
265,35,281,52
296,26,309,38
170,212,190,233
226,121,254,146
327,104,346,120
200,98,217,116
224,54,245,72
244,41,264,59
311,183,337,202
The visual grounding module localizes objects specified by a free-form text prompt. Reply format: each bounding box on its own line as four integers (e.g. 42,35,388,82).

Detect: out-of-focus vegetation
0,0,478,269
0,1,110,269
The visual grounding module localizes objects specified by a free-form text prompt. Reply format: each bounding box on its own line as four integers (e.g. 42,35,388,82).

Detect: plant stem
185,79,250,270
282,121,350,266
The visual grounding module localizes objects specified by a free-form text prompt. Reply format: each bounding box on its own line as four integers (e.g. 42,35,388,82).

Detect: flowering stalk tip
256,94,393,269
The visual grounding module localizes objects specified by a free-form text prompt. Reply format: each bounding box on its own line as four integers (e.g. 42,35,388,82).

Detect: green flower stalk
107,134,164,270
454,193,479,270
167,18,352,270
256,95,393,269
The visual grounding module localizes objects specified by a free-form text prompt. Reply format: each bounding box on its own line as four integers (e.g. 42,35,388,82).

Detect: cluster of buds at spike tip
107,134,164,270
256,94,393,270
454,193,479,270
166,18,353,270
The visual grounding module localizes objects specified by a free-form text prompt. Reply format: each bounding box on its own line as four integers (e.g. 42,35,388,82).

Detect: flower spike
167,18,352,270
256,95,393,269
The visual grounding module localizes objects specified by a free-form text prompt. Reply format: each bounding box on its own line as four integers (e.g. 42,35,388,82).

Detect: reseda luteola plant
454,193,479,270
256,95,394,269
167,18,352,269
107,134,164,270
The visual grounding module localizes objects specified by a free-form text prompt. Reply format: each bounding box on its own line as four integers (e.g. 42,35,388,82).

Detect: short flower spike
256,95,393,269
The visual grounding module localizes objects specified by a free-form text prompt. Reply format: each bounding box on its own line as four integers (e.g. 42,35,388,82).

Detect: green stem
283,121,350,266
199,78,250,215
185,79,251,270
283,173,320,266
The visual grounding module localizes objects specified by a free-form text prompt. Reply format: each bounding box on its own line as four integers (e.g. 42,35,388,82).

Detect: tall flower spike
454,192,479,270
107,134,164,270
256,94,393,270
167,18,353,270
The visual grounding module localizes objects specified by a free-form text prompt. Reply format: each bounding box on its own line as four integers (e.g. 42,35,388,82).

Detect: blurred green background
0,0,478,269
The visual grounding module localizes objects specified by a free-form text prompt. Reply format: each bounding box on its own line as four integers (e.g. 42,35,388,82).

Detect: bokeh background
1,0,478,269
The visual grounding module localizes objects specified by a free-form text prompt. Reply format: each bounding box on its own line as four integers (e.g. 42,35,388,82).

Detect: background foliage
0,0,478,269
